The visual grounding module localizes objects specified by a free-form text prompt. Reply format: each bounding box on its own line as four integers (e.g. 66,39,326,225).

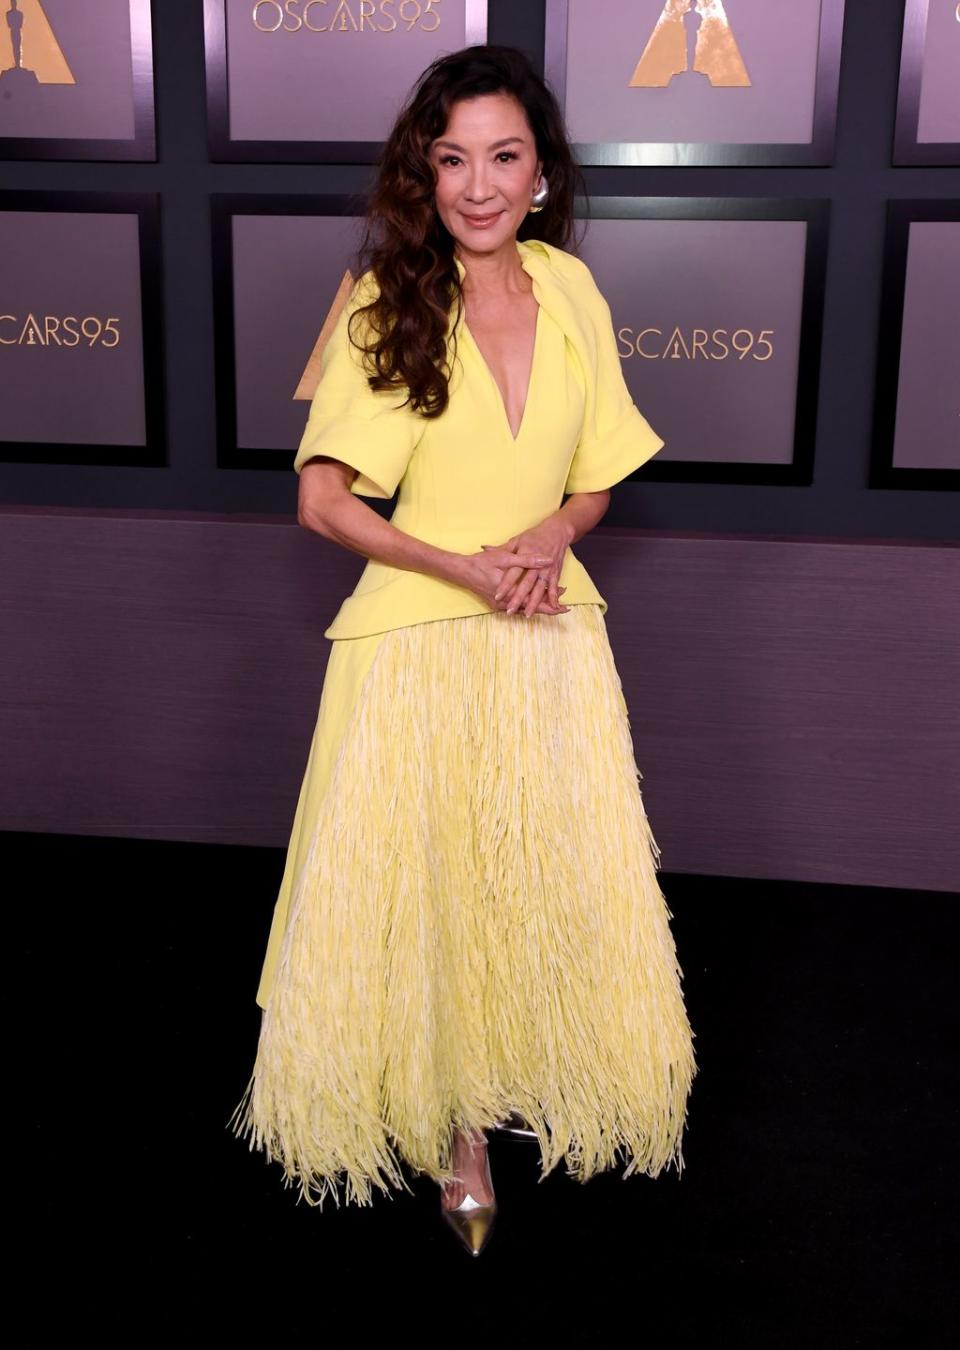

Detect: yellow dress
229,238,697,1207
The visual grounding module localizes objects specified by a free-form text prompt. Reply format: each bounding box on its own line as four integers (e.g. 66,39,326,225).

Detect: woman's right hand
457,547,569,615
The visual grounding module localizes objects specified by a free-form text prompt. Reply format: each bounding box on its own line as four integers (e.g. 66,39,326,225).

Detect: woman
229,44,697,1257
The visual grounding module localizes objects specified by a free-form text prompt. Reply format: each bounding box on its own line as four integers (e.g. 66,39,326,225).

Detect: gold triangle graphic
629,0,750,88
0,0,76,83
293,268,356,402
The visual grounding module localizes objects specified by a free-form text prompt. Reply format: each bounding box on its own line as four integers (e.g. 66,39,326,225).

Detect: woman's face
429,92,543,258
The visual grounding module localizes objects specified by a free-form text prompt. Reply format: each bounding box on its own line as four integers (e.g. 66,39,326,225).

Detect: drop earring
528,174,549,214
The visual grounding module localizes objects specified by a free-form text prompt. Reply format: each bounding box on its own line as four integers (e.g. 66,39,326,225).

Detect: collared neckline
451,238,551,336
452,239,550,445
453,237,548,286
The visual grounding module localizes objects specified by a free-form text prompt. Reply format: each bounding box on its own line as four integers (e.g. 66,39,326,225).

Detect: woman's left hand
481,514,575,617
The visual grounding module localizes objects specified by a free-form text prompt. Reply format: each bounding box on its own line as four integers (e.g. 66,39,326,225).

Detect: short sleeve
293,271,424,499
563,286,665,495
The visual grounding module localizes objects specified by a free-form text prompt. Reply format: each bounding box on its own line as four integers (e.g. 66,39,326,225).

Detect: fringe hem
228,604,697,1209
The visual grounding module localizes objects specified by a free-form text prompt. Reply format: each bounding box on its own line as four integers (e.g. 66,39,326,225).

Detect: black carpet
11,831,957,1346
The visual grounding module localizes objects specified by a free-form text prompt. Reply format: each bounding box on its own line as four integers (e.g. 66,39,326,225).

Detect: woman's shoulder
521,239,607,307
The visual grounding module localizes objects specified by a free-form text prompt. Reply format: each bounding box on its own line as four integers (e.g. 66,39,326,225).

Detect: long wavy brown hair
343,43,589,419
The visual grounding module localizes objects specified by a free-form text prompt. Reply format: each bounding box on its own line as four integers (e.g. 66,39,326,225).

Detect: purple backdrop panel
893,222,960,471
2,508,957,894
917,1,960,144
225,0,470,142
562,0,821,146
233,213,365,451
579,216,807,464
0,210,145,446
0,0,136,139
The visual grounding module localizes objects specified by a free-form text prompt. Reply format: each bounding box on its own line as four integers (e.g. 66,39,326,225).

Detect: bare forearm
556,490,610,545
300,478,610,587
301,490,465,586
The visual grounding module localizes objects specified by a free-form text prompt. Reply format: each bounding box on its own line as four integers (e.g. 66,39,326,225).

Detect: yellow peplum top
293,237,665,640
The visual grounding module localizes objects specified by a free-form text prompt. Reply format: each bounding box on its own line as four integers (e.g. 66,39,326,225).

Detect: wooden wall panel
2,508,957,893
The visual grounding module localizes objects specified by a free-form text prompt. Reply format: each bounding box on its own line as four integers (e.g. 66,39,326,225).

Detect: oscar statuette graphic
0,0,74,94
630,0,750,88
293,268,356,403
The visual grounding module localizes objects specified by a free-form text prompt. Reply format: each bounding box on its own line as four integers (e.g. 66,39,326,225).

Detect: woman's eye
439,151,520,166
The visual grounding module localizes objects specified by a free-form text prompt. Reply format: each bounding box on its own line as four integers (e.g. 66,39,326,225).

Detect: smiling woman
429,93,547,448
285,238,664,640
228,43,695,1258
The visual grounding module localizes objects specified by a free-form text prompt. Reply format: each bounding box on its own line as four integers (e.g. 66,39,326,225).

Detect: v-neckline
461,280,544,445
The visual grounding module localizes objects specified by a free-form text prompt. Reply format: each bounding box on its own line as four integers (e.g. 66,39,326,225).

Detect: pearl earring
528,174,549,214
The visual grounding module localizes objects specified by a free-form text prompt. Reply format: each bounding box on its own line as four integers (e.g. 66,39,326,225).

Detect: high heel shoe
492,1111,538,1140
440,1141,497,1257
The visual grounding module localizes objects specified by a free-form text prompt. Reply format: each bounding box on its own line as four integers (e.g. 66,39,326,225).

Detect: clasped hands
462,515,575,618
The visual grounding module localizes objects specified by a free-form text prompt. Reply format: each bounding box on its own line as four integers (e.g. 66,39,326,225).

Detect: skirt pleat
228,603,697,1208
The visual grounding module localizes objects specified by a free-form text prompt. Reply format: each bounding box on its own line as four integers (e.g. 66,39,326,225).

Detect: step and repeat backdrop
1,2,958,888
1,0,957,484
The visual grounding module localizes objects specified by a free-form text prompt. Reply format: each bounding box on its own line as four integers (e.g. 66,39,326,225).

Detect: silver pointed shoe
440,1142,497,1257
492,1111,538,1140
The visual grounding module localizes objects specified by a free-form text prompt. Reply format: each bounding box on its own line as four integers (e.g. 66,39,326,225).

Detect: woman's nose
466,168,494,201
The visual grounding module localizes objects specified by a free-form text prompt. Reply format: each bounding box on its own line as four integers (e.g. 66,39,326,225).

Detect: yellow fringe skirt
228,603,697,1208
